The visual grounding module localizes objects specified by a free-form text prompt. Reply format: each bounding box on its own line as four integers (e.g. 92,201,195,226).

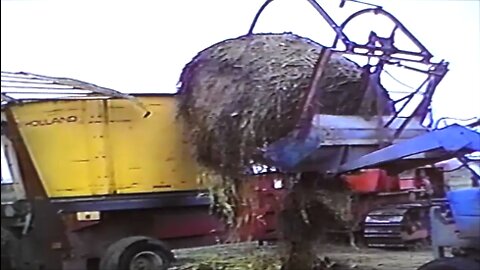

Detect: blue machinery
263,115,480,177
336,124,480,176
417,188,480,270
251,0,480,267
249,0,480,178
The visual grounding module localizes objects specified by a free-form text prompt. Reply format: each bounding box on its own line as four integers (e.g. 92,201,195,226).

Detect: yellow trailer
1,72,284,270
9,95,200,197
2,94,222,270
1,72,223,270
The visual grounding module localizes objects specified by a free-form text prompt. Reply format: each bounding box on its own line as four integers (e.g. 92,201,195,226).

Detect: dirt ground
171,242,433,270
316,244,432,270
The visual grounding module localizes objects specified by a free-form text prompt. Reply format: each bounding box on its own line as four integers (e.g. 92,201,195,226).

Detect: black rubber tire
417,257,480,270
99,236,174,270
1,227,19,270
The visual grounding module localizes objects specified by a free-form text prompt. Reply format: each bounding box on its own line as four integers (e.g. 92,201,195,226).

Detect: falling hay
177,32,393,270
177,32,393,177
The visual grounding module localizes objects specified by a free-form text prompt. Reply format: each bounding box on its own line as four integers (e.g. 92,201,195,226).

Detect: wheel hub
129,251,164,270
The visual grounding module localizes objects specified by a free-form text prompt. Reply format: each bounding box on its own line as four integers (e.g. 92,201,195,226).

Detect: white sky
1,0,479,121
1,0,479,182
1,144,12,182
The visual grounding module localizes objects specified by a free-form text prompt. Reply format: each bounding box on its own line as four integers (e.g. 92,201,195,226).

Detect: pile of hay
176,32,392,270
177,32,391,176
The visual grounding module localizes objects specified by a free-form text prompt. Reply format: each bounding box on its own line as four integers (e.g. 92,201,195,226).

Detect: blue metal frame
336,124,480,174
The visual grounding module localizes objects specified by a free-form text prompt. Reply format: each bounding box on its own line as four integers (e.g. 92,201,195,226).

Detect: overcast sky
1,0,479,121
1,0,479,182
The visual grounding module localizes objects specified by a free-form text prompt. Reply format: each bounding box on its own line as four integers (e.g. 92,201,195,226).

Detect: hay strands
262,48,333,171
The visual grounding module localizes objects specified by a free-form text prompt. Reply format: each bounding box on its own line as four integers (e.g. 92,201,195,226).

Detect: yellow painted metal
9,95,201,197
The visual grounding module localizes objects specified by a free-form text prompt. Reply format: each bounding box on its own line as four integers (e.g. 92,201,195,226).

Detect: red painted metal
399,178,418,190
345,169,400,193
234,173,287,242
152,209,224,239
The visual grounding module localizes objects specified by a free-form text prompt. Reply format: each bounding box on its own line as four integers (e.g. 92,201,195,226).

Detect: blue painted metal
336,124,480,174
429,206,480,259
265,123,480,174
429,188,480,259
262,129,323,171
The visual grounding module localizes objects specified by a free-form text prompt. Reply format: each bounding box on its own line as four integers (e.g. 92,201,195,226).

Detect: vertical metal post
296,48,333,138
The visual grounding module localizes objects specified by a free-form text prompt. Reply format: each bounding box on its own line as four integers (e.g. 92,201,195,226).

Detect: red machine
233,173,287,243
344,167,447,248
